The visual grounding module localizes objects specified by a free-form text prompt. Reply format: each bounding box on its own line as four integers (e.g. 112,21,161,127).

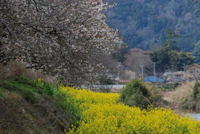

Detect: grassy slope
0,76,75,134
162,82,195,112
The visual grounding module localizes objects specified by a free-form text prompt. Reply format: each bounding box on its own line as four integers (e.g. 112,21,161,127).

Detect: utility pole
153,62,156,82
183,63,186,72
141,65,144,79
153,62,156,77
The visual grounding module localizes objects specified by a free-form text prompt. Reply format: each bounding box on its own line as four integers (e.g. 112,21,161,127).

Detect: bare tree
0,0,122,85
124,48,153,77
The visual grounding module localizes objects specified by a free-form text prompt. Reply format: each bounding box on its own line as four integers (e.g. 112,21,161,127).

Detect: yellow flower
60,86,200,134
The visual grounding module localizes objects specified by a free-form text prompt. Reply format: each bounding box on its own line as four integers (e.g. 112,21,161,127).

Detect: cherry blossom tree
0,0,122,85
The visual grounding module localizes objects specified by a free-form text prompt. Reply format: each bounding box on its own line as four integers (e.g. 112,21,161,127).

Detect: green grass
0,75,76,134
0,75,71,111
2,76,56,95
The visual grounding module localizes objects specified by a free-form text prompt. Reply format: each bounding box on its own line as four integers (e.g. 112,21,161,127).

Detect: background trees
192,41,200,62
0,0,122,85
150,30,195,73
124,48,153,77
106,0,200,51
151,49,195,73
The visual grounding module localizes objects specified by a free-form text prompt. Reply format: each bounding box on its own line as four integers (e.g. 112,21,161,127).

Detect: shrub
193,81,199,99
0,61,26,80
120,79,153,109
0,61,38,80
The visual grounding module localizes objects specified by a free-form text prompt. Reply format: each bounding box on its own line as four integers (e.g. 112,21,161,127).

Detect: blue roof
144,76,164,83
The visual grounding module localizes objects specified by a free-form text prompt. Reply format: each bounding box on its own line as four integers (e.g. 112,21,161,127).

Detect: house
163,71,185,83
186,64,200,80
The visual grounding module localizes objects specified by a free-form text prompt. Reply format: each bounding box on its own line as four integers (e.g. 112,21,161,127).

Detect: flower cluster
60,86,200,134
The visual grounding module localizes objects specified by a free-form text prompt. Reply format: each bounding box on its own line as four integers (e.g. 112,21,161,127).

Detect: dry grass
162,81,195,111
110,88,123,93
0,61,57,84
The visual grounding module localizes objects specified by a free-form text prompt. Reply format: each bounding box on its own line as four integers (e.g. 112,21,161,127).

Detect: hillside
162,81,195,112
106,0,200,51
0,76,75,134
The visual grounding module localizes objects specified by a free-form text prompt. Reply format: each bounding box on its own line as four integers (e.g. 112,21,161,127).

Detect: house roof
144,76,164,83
163,71,184,76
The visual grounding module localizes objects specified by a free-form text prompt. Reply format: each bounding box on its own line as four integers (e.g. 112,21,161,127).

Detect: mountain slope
106,0,200,51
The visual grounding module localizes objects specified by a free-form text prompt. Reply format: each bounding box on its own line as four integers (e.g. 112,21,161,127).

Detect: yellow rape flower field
60,86,200,134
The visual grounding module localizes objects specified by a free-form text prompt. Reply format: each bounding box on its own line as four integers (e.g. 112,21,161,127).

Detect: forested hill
106,0,200,51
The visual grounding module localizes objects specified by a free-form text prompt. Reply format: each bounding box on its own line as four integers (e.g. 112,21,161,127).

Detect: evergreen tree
193,81,199,100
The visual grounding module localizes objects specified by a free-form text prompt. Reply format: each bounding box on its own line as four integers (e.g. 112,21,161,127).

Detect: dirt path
161,81,195,111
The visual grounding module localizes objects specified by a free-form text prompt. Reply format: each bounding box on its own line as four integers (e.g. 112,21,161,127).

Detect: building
186,64,200,80
163,71,185,83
